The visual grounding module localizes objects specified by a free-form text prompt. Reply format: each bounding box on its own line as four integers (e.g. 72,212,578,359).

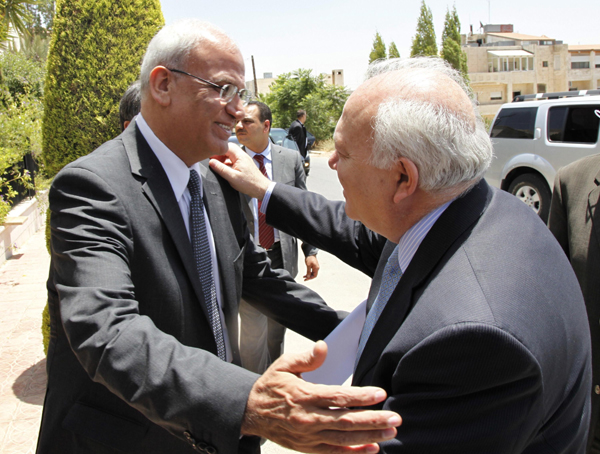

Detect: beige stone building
245,69,344,96
568,44,600,91
464,24,569,119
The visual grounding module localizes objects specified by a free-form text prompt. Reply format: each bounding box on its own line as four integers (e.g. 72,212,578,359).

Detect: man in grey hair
212,57,592,453
38,19,401,454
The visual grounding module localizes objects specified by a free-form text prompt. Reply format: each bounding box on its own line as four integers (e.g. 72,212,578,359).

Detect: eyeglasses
167,68,251,105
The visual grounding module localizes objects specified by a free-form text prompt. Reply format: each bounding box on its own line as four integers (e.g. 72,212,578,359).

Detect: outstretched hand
209,143,271,200
241,341,401,453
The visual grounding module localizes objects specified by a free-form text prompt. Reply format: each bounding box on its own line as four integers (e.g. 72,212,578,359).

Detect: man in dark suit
235,101,320,373
289,110,308,159
37,19,401,454
212,57,592,453
548,153,600,453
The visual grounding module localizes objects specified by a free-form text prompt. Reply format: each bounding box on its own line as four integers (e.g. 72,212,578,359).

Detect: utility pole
251,55,258,97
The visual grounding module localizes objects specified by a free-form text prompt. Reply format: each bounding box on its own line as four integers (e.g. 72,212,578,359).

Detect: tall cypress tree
441,5,469,79
410,0,437,57
388,41,400,59
40,0,163,355
369,31,387,64
42,0,164,177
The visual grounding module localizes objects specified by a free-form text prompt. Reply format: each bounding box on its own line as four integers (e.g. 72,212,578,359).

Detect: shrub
42,0,164,177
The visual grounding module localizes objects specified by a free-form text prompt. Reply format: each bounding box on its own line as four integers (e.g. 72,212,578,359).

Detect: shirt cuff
260,182,277,215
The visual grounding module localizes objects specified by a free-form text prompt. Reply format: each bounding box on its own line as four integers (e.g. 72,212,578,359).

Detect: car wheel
507,173,552,222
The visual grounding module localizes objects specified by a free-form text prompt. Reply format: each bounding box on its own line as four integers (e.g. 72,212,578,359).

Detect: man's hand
241,341,401,453
304,255,320,281
209,143,270,200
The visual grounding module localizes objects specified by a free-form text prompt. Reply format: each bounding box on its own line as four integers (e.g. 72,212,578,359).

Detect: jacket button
595,385,600,395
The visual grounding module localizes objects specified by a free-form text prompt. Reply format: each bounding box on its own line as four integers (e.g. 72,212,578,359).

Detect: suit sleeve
290,149,319,257
379,324,546,453
547,171,570,259
50,166,257,452
266,183,386,277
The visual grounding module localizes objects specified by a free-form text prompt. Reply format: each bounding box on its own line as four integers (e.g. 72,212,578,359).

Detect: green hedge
41,0,164,355
42,0,164,177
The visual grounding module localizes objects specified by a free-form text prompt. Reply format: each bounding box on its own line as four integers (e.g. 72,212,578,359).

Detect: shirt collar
395,200,452,274
245,141,272,161
136,113,202,199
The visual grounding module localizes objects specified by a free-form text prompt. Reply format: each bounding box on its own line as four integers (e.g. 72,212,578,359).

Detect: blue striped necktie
355,245,402,369
188,169,226,360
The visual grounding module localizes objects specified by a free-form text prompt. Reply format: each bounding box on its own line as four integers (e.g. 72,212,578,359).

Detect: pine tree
388,41,400,59
440,5,469,79
410,0,437,57
42,0,164,177
369,31,387,63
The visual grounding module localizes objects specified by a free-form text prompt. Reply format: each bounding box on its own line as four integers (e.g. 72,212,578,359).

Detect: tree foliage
411,0,437,57
0,51,43,223
42,0,164,177
388,41,400,59
262,69,349,142
0,0,37,39
369,31,386,64
441,6,469,79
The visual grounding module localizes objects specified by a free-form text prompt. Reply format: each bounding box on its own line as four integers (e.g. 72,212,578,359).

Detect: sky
160,0,600,90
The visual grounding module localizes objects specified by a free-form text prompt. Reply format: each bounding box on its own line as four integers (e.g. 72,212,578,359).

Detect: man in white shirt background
235,101,320,373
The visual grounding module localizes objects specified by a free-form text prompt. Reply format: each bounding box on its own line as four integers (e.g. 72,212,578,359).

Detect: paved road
261,152,371,454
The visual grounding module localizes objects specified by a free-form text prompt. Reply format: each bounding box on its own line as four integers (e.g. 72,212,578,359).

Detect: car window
490,107,538,139
269,129,287,146
547,105,600,144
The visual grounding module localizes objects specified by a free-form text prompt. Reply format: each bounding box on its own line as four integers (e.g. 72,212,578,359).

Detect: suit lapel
353,180,493,385
271,145,284,182
589,168,600,248
199,162,240,317
125,124,212,322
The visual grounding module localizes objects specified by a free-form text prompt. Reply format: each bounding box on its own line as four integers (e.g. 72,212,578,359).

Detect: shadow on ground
13,358,47,405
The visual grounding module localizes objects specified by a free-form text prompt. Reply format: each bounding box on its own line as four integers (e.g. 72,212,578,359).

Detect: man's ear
264,120,271,133
148,66,173,107
393,158,419,204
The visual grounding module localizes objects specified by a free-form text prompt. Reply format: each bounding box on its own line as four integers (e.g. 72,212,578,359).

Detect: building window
490,91,503,100
542,61,549,67
571,61,590,69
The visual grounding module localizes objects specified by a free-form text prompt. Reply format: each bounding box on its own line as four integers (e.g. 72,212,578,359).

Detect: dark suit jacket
38,122,343,454
548,153,600,451
266,180,591,453
288,119,307,158
241,144,316,278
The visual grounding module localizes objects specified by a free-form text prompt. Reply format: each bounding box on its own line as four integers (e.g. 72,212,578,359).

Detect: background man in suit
119,80,141,131
212,57,592,453
548,153,600,453
289,109,308,159
38,19,401,454
235,101,320,373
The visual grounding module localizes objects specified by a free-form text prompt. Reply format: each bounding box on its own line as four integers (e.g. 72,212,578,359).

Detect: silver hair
365,57,493,192
139,19,233,98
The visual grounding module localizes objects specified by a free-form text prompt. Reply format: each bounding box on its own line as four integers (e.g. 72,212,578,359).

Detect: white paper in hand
303,300,367,386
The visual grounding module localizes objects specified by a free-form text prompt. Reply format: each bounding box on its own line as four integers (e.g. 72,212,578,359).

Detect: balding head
354,57,493,194
139,19,240,100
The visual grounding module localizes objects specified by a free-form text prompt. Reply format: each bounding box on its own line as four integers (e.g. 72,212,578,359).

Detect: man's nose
328,150,338,171
227,96,244,120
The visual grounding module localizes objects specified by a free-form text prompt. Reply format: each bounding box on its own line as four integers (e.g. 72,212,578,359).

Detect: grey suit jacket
38,122,343,454
241,144,316,278
266,180,591,453
548,153,600,451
